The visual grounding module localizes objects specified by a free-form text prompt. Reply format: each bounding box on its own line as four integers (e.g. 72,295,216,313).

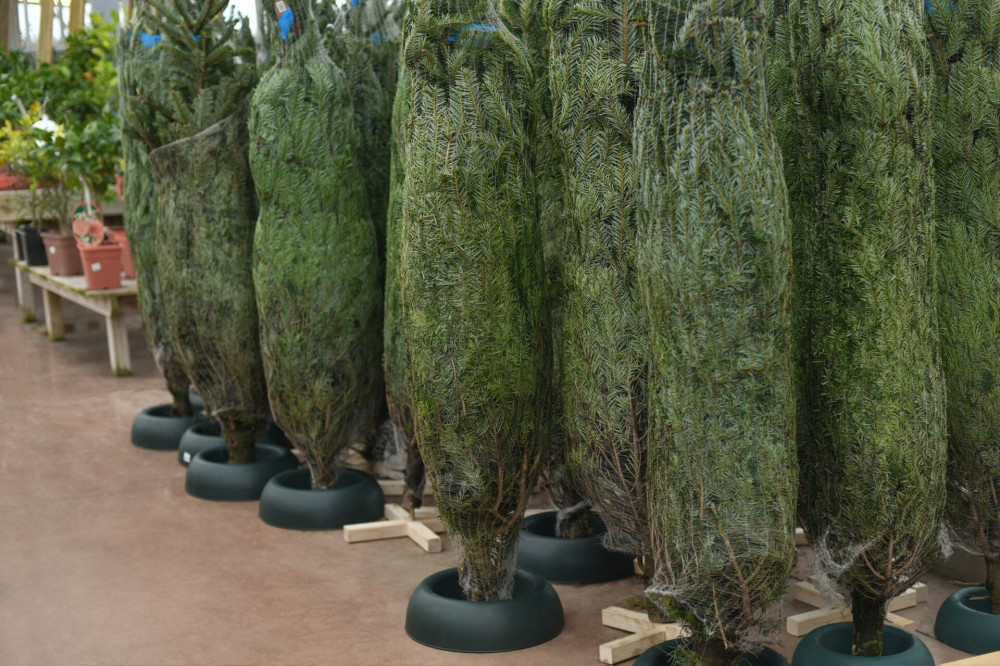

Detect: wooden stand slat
786,581,925,636
342,503,446,553
599,607,686,665
942,653,1000,666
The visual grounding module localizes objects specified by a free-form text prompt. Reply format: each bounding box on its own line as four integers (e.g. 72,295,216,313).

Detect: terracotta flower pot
40,232,84,276
105,227,136,279
0,168,28,191
78,243,123,290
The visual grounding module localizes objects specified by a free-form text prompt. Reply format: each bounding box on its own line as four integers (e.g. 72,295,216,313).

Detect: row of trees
116,0,1000,662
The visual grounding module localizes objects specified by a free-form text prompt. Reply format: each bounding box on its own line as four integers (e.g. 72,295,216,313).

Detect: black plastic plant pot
791,623,933,666
934,586,1000,654
177,420,291,466
131,404,205,451
517,510,635,585
636,639,788,666
15,225,48,266
405,568,564,653
184,443,300,502
258,467,385,531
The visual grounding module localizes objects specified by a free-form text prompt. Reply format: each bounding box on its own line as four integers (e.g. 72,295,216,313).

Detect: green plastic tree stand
517,511,635,584
405,568,564,652
934,586,1000,655
131,405,207,451
636,640,787,666
177,421,290,467
184,443,299,502
792,623,933,665
258,468,385,531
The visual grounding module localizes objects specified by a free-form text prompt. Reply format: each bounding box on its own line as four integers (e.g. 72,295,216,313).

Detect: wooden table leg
105,310,131,376
41,290,64,342
10,236,36,323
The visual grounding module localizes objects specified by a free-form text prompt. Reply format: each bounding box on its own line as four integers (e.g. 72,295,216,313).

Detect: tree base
635,639,787,666
933,587,1000,655
405,568,563,652
177,421,289,467
517,511,635,584
184,443,299,501
791,623,933,665
131,404,206,451
258,467,385,531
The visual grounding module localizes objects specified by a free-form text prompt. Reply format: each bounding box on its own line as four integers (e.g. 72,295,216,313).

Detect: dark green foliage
135,0,265,463
118,20,192,417
383,33,426,511
400,2,549,601
781,0,947,655
150,112,267,464
250,1,383,489
325,0,399,260
636,0,796,659
928,0,1000,615
546,0,648,552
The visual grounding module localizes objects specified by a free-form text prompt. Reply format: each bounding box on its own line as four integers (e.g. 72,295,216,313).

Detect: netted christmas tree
249,1,382,489
636,1,796,662
139,0,266,464
928,0,1000,615
400,0,549,601
546,0,648,551
117,16,193,417
782,0,947,655
383,26,427,512
325,0,400,260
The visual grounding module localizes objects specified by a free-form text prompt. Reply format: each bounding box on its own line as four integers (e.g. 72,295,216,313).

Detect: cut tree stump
343,503,444,553
598,607,687,665
785,580,927,636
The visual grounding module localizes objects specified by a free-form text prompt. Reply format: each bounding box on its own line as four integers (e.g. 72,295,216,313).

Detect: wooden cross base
342,503,445,553
942,653,1000,666
786,579,928,636
599,607,687,665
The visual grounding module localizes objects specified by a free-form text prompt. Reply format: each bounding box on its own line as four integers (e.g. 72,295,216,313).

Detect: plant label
275,1,288,14
91,263,102,272
49,246,55,254
183,452,192,463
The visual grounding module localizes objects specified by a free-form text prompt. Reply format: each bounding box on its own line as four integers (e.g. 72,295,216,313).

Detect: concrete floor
0,240,984,665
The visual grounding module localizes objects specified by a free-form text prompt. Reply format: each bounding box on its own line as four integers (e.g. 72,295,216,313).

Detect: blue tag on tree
139,32,161,47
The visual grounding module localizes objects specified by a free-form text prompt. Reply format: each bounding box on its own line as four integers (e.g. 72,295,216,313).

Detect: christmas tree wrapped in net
400,0,549,600
929,0,1000,614
118,15,193,417
546,0,649,552
325,0,400,258
250,0,382,489
637,0,796,661
383,24,428,511
781,0,947,655
141,0,266,463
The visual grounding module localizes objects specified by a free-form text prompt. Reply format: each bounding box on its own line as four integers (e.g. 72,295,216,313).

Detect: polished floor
0,240,978,665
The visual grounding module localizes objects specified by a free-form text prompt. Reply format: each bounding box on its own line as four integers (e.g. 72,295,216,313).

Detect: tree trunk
851,594,888,657
555,501,593,539
986,557,1000,615
685,636,743,666
221,415,261,464
458,539,519,601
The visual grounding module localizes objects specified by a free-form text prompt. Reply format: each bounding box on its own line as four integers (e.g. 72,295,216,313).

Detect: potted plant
632,2,794,664
71,199,123,291
136,0,294,500
400,4,561,652
928,0,1000,654
781,0,946,661
118,14,199,450
251,0,386,530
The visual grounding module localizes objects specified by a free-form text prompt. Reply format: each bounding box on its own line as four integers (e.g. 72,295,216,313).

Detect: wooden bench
10,259,138,376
